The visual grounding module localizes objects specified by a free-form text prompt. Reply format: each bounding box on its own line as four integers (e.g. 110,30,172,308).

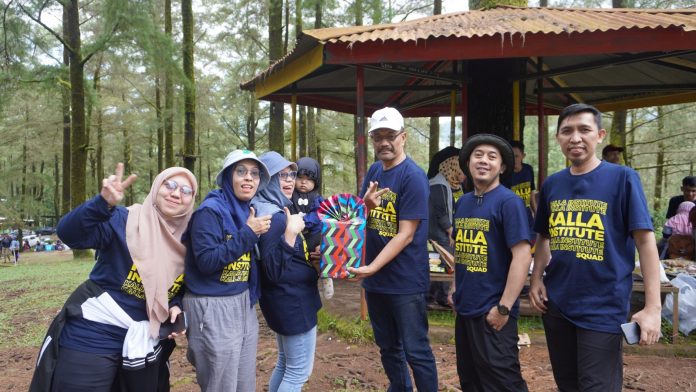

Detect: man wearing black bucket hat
448,134,533,392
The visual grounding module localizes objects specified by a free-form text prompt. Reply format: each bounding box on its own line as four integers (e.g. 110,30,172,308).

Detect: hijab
439,155,464,191
252,151,296,216
665,201,695,236
126,167,197,337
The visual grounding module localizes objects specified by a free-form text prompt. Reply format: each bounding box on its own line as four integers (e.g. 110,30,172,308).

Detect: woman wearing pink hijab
30,163,197,392
665,201,695,236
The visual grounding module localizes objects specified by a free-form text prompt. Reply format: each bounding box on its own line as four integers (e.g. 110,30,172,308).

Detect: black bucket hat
459,134,515,182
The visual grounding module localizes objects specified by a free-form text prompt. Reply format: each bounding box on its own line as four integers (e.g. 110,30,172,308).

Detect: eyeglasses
234,166,261,179
370,131,403,143
279,171,297,181
163,180,194,196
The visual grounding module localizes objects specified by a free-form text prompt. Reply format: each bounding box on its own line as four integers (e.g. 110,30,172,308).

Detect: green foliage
317,309,374,344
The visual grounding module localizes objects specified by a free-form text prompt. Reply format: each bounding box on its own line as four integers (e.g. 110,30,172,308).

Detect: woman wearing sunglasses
31,164,197,392
252,151,322,392
183,149,271,392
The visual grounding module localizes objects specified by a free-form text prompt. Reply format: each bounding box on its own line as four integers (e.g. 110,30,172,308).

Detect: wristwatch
497,303,510,316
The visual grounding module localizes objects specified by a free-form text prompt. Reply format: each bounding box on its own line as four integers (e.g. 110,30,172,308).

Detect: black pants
455,314,528,392
51,340,175,392
542,303,623,392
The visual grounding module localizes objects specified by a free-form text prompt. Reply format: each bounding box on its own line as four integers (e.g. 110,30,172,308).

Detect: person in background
348,107,438,392
426,146,463,308
503,140,537,235
290,156,332,298
9,237,20,265
530,104,661,392
254,151,322,392
601,144,624,164
183,149,271,392
665,176,696,219
31,163,197,391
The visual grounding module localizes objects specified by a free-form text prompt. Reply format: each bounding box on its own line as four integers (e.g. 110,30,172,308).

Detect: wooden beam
255,45,324,98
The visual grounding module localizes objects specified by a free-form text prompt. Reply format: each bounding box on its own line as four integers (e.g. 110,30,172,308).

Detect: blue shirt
360,157,430,294
534,162,653,333
503,163,536,232
184,206,260,298
57,195,184,354
258,212,322,335
452,185,533,318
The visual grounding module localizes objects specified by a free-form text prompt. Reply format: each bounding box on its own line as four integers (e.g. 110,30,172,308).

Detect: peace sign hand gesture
363,181,390,210
100,163,138,207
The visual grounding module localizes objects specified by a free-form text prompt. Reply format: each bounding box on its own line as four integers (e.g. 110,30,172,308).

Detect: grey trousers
184,290,258,392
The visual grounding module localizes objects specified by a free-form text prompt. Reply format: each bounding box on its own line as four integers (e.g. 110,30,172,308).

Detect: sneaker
320,278,334,299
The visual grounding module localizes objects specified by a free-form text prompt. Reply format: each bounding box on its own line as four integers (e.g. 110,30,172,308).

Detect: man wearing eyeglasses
348,107,438,392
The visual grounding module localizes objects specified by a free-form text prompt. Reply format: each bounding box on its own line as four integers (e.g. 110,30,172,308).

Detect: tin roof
304,7,696,43
241,6,696,115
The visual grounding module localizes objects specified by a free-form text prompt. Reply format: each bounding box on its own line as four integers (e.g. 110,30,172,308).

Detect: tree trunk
123,126,133,206
299,106,307,158
653,108,665,211
91,54,103,194
54,154,60,223
246,96,257,149
164,0,175,167
61,5,71,215
307,107,317,159
182,0,196,172
65,0,91,258
156,75,163,173
269,0,285,154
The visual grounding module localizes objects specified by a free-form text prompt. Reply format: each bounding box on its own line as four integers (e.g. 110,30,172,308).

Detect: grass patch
0,252,94,348
317,309,374,344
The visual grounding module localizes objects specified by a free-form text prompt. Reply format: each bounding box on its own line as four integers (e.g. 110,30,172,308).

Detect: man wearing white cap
348,107,438,392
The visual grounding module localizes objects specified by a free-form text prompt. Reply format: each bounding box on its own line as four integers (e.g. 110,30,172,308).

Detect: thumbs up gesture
284,207,305,235
246,207,272,235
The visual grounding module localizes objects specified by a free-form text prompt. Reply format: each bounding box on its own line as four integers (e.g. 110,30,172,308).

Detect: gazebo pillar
355,65,366,195
537,57,547,186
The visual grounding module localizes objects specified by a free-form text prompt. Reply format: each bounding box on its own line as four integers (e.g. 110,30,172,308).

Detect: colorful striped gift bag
318,194,366,278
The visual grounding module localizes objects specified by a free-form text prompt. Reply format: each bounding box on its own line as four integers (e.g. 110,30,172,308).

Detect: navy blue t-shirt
57,195,184,354
360,157,430,294
452,185,533,318
258,212,322,336
503,163,536,232
534,162,653,334
184,207,259,297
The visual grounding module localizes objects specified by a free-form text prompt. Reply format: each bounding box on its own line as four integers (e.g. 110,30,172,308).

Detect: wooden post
513,80,520,141
537,57,547,186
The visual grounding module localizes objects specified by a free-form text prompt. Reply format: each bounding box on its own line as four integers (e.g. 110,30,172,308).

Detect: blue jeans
268,326,317,392
366,291,438,392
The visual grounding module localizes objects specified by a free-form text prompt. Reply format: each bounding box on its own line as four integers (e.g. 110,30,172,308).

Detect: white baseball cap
368,107,404,134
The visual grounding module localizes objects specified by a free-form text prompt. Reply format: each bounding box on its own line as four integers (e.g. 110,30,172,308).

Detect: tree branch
18,1,74,54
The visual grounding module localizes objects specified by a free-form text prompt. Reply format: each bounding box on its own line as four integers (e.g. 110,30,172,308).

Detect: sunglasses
279,171,298,181
234,166,261,179
370,131,403,143
163,180,194,196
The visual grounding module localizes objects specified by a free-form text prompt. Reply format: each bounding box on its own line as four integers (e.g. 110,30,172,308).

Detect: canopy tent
241,6,696,187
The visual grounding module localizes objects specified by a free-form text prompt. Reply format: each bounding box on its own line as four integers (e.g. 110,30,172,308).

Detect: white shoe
321,278,334,299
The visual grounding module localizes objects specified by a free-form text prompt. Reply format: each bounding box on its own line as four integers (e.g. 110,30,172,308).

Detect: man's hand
347,264,377,279
631,306,662,345
529,275,548,313
363,181,390,210
246,207,272,235
101,163,137,207
486,305,509,331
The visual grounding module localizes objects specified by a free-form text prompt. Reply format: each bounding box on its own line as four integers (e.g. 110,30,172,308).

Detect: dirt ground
3,278,696,391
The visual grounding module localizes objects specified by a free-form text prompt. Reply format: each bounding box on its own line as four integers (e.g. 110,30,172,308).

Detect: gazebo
242,6,696,187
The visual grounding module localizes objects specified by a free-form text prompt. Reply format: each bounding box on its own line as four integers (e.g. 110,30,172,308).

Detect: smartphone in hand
621,321,641,345
159,311,187,340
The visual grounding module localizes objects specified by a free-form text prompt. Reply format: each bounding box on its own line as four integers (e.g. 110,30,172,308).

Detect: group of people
1,234,20,264
31,151,327,392
30,102,663,392
346,104,660,392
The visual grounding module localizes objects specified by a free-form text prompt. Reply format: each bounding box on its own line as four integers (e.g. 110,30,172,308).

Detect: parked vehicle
35,227,56,235
23,234,40,248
